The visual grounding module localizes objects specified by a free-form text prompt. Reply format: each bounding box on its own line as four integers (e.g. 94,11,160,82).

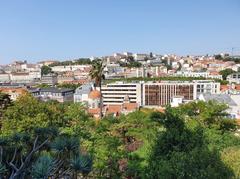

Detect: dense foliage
41,65,53,75
215,55,240,64
0,92,239,178
118,61,142,68
105,76,228,85
49,58,92,67
219,69,236,80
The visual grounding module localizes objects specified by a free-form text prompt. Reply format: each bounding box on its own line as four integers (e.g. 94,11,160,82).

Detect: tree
149,52,153,58
89,59,105,119
145,107,234,178
0,93,93,178
118,61,142,68
219,69,236,80
41,65,52,75
221,147,240,178
215,54,223,60
0,129,93,179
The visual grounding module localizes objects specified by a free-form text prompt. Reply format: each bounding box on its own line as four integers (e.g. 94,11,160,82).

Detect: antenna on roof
232,47,234,56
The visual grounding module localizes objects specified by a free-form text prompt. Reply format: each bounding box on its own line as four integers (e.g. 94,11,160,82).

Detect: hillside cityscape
1,0,240,178
1,52,240,118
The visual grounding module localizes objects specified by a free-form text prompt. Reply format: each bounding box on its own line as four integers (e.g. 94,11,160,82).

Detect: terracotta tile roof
105,103,139,115
0,88,27,94
105,105,122,115
122,103,138,111
235,85,240,90
11,72,29,76
220,85,229,91
88,108,100,115
210,71,220,75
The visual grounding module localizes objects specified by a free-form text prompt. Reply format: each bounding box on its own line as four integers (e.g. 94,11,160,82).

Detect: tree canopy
41,65,53,75
219,69,236,80
0,94,239,178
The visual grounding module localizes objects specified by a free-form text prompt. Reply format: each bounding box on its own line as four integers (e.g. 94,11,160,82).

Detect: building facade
28,87,74,102
143,81,194,107
41,74,58,86
74,83,93,103
101,82,143,106
227,73,240,84
101,80,220,108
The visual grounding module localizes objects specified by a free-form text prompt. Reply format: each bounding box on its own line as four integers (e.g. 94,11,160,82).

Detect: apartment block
101,82,143,106
28,87,74,102
227,73,240,84
101,80,220,108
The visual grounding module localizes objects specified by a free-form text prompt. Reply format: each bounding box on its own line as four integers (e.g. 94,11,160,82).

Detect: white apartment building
227,73,240,84
174,71,222,80
0,73,10,82
51,65,91,72
133,54,148,61
195,80,220,96
123,52,133,57
101,82,143,106
0,71,41,83
10,73,32,83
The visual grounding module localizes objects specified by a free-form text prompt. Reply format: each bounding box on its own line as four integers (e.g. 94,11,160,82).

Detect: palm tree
89,59,105,118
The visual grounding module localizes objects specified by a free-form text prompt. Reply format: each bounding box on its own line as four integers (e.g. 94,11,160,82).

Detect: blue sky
0,0,240,64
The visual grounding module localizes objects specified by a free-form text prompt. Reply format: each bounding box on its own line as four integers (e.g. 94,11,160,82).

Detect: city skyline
0,0,240,64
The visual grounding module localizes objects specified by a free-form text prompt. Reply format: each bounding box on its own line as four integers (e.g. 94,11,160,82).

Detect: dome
89,90,101,99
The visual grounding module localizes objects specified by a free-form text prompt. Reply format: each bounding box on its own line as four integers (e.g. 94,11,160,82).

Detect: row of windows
101,89,136,91
107,85,137,87
145,85,194,105
103,101,135,103
102,93,137,95
103,96,136,99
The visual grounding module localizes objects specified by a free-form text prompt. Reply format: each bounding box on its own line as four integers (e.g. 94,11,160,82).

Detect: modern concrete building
101,80,220,108
143,81,195,107
41,74,58,86
143,80,220,107
101,82,143,106
195,80,220,96
174,71,222,80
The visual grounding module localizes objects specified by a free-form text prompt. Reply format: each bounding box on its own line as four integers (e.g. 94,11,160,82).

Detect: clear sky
0,0,240,64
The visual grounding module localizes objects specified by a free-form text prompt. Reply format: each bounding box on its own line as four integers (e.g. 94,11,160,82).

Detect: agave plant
51,136,80,155
70,155,93,178
0,162,7,178
31,155,57,179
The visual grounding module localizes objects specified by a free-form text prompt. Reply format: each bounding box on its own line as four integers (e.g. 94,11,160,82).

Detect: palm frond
0,162,7,175
70,154,93,175
31,155,57,179
51,136,80,154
